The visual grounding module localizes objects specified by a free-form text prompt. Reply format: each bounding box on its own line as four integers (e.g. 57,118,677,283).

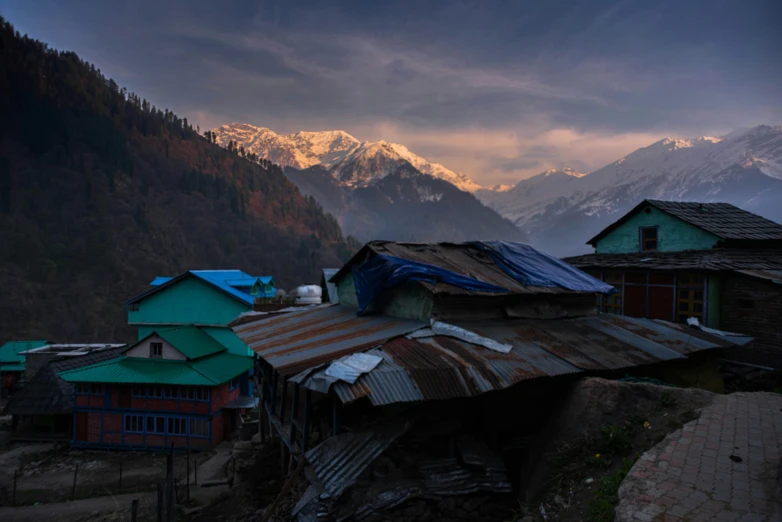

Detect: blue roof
129,270,275,306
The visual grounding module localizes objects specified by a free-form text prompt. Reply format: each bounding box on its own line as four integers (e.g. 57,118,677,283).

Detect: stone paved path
617,392,782,522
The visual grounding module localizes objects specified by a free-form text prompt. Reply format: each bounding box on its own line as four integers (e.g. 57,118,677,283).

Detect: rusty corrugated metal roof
232,305,426,375
292,313,743,407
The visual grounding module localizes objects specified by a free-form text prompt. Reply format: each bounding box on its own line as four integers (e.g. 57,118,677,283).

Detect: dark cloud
3,0,781,184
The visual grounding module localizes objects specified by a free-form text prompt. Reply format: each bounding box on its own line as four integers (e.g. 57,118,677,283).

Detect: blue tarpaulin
353,241,615,315
471,241,617,294
353,253,509,314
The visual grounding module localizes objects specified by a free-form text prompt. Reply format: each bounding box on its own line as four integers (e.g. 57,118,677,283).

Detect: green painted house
565,200,782,352
0,340,48,390
126,270,275,356
58,325,253,451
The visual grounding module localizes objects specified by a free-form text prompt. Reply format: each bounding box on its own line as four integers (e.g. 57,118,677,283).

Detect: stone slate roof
2,346,126,416
564,249,782,272
588,200,782,246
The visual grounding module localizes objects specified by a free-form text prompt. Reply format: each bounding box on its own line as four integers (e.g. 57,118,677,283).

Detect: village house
57,326,252,450
564,200,782,362
231,240,751,520
2,344,126,438
0,340,48,392
125,269,275,354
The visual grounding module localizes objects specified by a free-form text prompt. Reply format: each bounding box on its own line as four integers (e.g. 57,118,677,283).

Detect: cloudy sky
3,0,781,186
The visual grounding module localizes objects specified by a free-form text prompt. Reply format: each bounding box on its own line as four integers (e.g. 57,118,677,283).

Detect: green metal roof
154,326,227,360
58,352,251,386
0,340,49,369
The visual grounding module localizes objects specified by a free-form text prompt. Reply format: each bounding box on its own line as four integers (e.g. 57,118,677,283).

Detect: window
601,272,623,314
189,418,210,438
229,377,240,390
77,383,104,395
150,342,163,358
181,386,209,401
124,415,144,433
676,273,705,323
168,417,187,435
163,386,179,399
131,386,147,397
146,416,165,434
640,227,658,252
148,385,163,398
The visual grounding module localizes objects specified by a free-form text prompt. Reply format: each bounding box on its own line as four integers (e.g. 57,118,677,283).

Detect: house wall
595,206,720,254
70,381,244,451
128,277,250,331
124,334,186,360
201,327,251,356
721,273,782,356
336,272,359,308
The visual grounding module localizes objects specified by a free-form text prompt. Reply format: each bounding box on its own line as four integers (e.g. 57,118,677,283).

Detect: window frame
131,385,147,398
146,415,166,434
228,377,240,391
148,385,163,398
124,414,144,433
639,226,659,252
149,342,163,358
167,416,187,436
163,386,179,399
189,418,210,438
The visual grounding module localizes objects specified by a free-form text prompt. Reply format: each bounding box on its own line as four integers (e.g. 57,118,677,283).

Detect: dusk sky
3,0,780,186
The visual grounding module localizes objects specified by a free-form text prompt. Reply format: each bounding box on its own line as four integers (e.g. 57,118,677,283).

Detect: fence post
12,469,17,505
71,463,79,500
130,499,139,522
186,448,190,501
194,459,198,486
118,456,123,493
157,482,164,522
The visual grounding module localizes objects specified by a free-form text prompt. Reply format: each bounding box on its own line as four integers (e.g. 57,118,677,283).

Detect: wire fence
3,445,198,521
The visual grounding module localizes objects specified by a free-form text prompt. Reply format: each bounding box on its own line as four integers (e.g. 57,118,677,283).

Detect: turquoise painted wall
596,207,720,254
128,277,250,328
337,272,359,308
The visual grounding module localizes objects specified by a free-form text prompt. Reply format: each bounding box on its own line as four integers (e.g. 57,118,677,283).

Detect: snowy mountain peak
543,167,588,178
211,123,482,192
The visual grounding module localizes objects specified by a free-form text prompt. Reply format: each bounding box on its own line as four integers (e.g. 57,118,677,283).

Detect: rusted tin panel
232,305,426,375
580,316,684,361
495,323,607,371
737,269,782,283
599,315,732,353
334,349,424,406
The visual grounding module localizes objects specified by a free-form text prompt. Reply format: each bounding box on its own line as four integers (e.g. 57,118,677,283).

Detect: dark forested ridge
0,18,360,343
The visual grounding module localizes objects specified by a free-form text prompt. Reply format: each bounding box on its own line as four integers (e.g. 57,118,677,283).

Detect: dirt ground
0,444,213,506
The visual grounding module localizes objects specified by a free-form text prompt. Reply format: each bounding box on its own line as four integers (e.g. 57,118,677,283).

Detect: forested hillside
0,18,360,343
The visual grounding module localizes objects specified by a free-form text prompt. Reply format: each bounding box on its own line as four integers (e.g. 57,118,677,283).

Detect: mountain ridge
211,123,482,192
479,124,782,257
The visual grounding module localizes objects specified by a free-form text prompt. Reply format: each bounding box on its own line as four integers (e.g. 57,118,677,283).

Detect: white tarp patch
429,320,513,354
325,353,384,384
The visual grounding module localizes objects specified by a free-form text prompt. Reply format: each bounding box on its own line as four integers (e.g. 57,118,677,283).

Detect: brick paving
616,393,782,522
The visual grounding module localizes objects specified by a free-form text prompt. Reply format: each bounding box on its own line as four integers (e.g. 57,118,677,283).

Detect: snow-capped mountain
479,125,782,257
211,123,481,192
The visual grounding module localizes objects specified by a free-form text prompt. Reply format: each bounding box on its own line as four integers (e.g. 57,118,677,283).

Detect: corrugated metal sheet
295,314,741,407
58,352,251,386
232,305,426,375
737,269,782,284
304,419,409,499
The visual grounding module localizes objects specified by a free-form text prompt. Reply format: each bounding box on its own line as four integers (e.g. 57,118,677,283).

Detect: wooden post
130,499,139,522
166,447,174,522
12,469,17,505
186,448,190,501
302,389,312,454
118,456,123,493
71,463,79,500
194,459,198,486
288,383,300,473
157,482,164,522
